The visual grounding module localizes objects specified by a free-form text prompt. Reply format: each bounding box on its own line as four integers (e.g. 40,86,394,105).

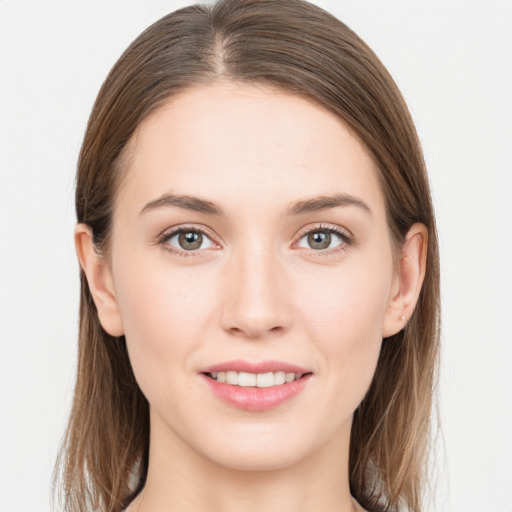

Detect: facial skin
76,82,427,512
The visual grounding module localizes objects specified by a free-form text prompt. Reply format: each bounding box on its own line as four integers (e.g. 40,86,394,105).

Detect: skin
76,82,427,512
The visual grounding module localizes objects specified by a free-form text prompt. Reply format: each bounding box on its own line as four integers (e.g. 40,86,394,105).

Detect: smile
201,361,312,411
206,371,304,387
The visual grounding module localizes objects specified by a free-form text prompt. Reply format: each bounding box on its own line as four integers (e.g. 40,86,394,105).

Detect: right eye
160,228,215,254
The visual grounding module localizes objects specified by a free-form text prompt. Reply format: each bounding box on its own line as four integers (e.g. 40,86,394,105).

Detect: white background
1,1,511,511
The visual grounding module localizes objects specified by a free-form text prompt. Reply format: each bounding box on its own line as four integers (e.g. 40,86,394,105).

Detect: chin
205,444,307,472
190,421,334,473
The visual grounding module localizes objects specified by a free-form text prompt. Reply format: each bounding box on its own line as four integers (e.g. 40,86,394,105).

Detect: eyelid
293,223,354,251
158,224,221,256
156,222,354,258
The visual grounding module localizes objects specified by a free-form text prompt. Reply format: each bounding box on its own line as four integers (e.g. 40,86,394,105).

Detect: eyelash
158,225,218,258
295,224,353,256
157,224,354,258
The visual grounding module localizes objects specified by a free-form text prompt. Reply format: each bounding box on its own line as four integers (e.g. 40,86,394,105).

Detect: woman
55,0,440,511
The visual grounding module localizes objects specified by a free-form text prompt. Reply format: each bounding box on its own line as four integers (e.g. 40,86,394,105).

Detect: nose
220,241,292,339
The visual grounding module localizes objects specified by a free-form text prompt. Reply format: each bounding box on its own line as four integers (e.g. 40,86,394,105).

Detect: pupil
179,231,202,250
308,231,331,250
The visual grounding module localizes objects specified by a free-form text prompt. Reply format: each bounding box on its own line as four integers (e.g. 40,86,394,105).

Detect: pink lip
201,359,310,374
200,360,312,412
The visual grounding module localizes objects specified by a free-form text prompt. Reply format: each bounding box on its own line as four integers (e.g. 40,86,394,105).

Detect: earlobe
382,223,428,338
74,223,124,337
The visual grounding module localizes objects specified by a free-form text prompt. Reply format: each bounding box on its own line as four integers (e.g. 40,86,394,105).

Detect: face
107,82,399,471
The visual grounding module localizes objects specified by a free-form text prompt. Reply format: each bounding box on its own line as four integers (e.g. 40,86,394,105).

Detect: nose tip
220,251,291,339
227,321,285,340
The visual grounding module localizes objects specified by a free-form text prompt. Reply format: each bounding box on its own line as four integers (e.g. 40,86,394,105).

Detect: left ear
382,222,428,338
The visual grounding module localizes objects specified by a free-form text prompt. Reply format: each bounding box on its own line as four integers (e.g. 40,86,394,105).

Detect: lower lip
202,374,311,412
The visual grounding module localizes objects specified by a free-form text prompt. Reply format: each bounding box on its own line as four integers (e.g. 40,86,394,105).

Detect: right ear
74,223,124,337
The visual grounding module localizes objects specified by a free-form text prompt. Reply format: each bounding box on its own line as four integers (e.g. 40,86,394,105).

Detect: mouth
200,360,313,411
204,370,308,387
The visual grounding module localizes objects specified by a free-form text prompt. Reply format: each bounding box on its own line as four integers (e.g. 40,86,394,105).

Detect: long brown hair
54,1,440,511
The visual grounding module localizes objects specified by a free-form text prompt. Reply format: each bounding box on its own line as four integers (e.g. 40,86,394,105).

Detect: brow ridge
139,192,371,217
140,194,223,216
286,193,372,216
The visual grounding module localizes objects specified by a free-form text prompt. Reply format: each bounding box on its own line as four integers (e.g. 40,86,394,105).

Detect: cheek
295,260,392,393
112,255,218,398
298,259,391,337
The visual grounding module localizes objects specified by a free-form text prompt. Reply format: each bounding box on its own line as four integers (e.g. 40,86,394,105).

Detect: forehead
115,81,385,219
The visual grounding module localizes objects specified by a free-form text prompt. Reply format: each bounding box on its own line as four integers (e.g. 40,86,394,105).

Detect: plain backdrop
1,1,511,511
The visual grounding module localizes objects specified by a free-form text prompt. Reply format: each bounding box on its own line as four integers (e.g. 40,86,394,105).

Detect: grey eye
179,231,202,250
307,231,331,250
298,229,344,250
168,230,214,251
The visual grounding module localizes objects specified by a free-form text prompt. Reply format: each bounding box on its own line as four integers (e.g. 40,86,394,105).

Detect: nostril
226,320,286,339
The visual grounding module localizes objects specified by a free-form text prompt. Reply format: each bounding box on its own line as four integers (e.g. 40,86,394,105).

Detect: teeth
208,371,304,387
238,372,256,387
274,371,286,385
256,372,274,388
226,371,238,385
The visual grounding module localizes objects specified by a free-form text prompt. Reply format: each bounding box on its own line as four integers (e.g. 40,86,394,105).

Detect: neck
130,409,359,512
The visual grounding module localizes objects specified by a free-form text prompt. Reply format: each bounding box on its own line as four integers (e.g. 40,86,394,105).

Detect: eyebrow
139,192,372,217
286,193,372,216
140,194,223,216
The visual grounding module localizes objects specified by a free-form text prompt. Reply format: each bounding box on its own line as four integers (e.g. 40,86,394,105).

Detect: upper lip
201,359,311,375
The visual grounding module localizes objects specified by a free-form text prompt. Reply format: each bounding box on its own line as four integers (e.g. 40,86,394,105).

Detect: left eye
297,229,345,250
165,229,215,251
